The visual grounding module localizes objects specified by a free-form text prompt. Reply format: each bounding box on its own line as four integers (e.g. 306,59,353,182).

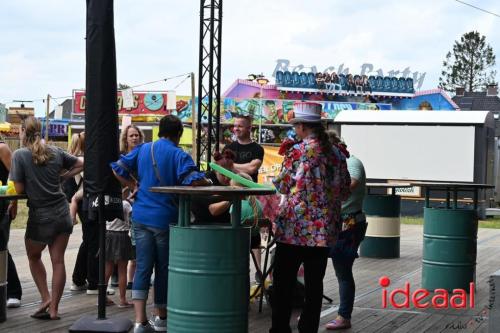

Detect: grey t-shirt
10,146,78,208
341,155,366,214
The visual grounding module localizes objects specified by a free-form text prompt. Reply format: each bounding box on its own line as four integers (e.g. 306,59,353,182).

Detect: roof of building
335,110,493,125
452,91,500,112
414,88,460,110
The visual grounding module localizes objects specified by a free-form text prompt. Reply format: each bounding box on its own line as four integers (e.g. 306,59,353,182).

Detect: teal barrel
360,195,401,258
422,207,477,291
168,225,251,333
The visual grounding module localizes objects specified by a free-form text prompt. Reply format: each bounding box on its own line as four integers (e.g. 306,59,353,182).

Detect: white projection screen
341,125,476,182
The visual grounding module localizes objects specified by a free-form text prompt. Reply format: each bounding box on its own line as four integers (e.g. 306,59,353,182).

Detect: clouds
0,0,499,115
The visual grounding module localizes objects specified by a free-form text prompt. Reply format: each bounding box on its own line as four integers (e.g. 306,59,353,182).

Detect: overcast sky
1,0,499,115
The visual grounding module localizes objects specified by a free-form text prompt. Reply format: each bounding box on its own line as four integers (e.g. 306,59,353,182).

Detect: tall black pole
70,1,131,331
97,193,106,319
84,0,123,321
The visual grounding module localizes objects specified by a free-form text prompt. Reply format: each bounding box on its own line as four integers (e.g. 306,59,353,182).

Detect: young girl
104,187,134,307
68,132,84,224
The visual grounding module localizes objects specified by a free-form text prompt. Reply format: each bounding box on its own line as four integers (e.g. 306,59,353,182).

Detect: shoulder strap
151,141,179,209
151,141,164,186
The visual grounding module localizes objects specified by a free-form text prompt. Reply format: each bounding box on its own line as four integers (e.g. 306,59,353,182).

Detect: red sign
73,90,169,115
379,276,474,309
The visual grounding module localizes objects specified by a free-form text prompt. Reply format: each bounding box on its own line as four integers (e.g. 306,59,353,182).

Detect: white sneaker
149,315,167,331
86,289,98,295
134,322,155,333
6,298,21,308
86,288,115,295
70,283,87,291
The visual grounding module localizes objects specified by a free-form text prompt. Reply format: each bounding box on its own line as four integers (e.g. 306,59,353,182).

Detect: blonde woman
68,132,85,223
10,116,83,320
120,124,144,154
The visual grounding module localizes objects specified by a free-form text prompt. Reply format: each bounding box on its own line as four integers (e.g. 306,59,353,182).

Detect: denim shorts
26,202,73,245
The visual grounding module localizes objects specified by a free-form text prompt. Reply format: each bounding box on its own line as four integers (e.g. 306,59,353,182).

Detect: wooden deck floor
2,224,499,333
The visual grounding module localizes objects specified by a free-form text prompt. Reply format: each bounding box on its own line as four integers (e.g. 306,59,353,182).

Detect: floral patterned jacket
273,135,351,247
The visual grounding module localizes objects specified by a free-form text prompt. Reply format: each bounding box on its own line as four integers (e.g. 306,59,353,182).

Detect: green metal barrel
360,195,401,258
168,225,250,333
422,207,477,291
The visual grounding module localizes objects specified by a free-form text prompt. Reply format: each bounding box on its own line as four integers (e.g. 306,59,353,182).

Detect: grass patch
11,199,29,229
401,216,500,229
401,216,424,225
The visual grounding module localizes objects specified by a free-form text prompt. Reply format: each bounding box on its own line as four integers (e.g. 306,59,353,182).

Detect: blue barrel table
150,186,275,333
360,183,412,258
412,182,494,291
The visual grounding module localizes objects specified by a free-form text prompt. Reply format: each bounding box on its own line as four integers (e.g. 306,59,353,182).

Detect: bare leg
70,190,83,224
105,261,114,286
117,260,129,305
47,233,70,318
103,261,116,306
128,260,136,284
25,238,51,313
135,300,147,323
69,199,78,223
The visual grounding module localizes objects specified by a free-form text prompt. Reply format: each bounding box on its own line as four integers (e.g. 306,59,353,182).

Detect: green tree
118,83,131,90
439,31,497,92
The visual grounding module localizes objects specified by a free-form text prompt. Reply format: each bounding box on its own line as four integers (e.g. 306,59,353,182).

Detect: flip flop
31,311,50,319
30,302,51,319
117,302,133,308
31,312,60,320
96,297,115,306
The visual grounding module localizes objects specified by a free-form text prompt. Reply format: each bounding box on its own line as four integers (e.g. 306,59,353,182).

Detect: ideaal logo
379,276,474,309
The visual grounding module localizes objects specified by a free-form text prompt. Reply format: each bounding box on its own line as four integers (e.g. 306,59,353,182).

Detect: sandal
31,300,51,319
96,297,115,306
118,302,133,308
326,316,351,330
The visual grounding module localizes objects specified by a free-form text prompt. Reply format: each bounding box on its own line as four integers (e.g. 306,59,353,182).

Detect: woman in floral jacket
270,102,351,333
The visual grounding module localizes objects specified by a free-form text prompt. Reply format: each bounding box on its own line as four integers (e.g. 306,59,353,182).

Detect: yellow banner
258,146,283,184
